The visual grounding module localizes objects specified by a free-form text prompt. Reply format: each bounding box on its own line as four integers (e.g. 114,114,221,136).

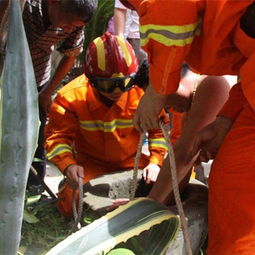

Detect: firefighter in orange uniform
119,0,255,254
45,32,167,219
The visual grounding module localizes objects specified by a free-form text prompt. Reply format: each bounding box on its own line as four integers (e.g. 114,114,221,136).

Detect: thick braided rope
130,132,146,199
71,177,84,232
159,120,193,255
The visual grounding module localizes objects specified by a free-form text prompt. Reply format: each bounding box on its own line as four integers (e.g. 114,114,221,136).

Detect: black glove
133,59,149,90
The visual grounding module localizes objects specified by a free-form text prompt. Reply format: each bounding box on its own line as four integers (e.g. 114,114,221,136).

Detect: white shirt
115,0,140,39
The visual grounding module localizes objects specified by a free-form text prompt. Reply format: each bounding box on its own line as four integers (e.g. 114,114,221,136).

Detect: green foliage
107,248,135,255
80,0,114,63
0,1,39,254
20,197,71,255
23,210,40,224
19,193,101,255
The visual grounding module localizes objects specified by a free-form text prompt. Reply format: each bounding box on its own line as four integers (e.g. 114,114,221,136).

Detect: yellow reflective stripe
140,19,201,47
148,138,168,150
46,144,73,160
94,37,106,71
116,36,132,67
80,119,133,132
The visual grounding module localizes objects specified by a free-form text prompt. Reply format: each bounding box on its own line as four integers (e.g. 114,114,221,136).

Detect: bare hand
133,83,168,132
143,163,160,183
39,90,52,115
64,164,85,190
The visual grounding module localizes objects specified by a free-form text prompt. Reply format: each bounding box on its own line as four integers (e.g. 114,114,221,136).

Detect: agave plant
46,198,180,255
0,1,39,254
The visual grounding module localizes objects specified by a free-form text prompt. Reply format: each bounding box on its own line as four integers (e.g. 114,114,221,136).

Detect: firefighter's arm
143,118,168,183
45,94,78,173
133,1,200,132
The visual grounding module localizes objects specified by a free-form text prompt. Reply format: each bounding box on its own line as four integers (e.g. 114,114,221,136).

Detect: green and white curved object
46,198,180,255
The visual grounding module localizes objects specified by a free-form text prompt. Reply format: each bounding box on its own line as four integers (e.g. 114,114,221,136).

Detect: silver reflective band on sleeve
140,18,202,47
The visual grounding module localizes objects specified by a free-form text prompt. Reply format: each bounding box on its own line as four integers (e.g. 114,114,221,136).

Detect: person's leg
57,181,77,219
56,160,113,218
207,104,255,255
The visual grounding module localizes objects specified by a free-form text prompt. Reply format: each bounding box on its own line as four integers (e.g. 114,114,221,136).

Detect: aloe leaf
0,0,39,254
107,248,135,255
23,210,40,224
26,194,41,206
46,198,180,255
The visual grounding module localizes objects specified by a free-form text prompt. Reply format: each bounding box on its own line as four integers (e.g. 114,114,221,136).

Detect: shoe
27,184,45,196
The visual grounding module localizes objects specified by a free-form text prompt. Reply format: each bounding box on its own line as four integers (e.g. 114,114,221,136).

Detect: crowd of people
1,0,255,254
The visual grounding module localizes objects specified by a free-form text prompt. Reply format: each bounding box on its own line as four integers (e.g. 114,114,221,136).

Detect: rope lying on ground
71,177,84,233
130,120,193,255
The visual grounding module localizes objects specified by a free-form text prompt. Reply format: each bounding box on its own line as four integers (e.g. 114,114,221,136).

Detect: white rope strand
159,120,193,255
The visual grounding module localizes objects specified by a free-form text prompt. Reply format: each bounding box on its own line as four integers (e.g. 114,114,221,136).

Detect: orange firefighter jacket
129,0,255,119
45,74,167,182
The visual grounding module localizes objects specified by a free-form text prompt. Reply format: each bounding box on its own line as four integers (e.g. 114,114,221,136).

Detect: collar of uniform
115,91,129,111
87,84,104,112
116,87,140,112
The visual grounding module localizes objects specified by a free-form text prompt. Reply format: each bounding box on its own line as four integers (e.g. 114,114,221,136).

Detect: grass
19,195,71,255
18,193,100,255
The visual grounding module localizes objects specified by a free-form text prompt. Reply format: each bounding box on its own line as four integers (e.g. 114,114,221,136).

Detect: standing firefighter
121,0,255,254
45,32,168,218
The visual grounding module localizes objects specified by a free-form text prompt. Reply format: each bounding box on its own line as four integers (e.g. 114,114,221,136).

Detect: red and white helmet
84,32,138,79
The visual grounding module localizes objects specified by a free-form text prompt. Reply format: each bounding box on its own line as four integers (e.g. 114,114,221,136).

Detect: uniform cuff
56,158,77,173
149,156,162,166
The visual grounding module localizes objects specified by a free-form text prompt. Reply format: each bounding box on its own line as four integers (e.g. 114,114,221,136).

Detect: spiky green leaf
0,0,39,254
23,210,40,224
107,248,135,255
46,198,180,255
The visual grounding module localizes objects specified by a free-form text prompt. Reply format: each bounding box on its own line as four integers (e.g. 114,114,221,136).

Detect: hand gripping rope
130,119,193,255
71,177,84,233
